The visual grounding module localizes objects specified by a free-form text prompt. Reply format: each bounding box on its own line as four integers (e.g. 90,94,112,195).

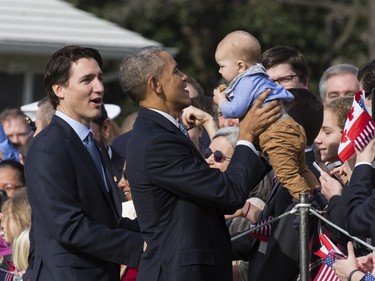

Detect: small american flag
313,234,343,281
338,90,375,162
314,254,339,281
249,216,273,241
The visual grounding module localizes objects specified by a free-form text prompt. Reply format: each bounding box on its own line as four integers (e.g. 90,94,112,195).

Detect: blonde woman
1,188,31,246
1,188,31,279
12,228,30,278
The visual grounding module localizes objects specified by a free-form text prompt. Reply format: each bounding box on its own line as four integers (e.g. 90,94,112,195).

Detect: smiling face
53,58,104,127
314,109,342,163
157,51,191,117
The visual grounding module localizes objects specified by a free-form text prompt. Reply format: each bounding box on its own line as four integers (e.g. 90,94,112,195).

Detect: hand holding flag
332,242,366,281
314,234,344,281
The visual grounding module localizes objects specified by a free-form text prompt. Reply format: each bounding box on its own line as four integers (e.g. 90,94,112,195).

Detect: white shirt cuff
355,162,373,167
236,140,260,156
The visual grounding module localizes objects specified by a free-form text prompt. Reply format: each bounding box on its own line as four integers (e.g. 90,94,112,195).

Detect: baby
214,30,319,199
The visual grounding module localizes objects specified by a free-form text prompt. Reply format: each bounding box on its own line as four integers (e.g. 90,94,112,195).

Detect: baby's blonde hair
220,30,261,66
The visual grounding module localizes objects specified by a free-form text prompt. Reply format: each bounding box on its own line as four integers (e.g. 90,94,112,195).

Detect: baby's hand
213,87,227,106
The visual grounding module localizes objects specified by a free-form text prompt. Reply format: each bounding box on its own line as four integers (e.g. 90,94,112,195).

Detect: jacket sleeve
345,164,375,237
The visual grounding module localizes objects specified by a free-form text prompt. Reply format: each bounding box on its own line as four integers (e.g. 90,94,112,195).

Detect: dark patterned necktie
84,132,109,191
178,123,190,139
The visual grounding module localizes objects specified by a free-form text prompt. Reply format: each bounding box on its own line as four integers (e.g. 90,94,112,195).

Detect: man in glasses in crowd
260,45,309,90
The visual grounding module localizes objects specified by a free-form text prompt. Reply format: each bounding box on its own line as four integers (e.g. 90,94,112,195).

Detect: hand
238,89,282,142
319,171,343,201
242,200,262,224
356,138,375,164
213,87,227,106
333,242,364,281
180,106,217,139
181,106,212,128
357,252,374,273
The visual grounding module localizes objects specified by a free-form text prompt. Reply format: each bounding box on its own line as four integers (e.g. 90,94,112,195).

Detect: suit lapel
54,116,121,218
138,108,199,152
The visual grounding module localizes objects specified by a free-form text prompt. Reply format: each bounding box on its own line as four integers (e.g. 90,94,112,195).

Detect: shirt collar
55,110,91,141
148,108,179,128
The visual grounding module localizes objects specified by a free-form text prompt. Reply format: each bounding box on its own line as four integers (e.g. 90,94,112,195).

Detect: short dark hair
284,88,323,146
0,159,25,186
358,59,375,95
119,46,166,104
44,45,103,109
260,46,309,85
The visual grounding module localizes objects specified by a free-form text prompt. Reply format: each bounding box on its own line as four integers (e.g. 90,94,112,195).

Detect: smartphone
313,161,331,174
313,161,345,185
330,250,347,260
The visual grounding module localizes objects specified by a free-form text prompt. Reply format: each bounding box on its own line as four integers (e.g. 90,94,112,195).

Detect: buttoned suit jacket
345,164,375,243
126,108,270,281
24,115,143,281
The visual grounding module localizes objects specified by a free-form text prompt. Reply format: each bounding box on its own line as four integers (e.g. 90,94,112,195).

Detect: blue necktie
84,132,109,191
178,123,190,139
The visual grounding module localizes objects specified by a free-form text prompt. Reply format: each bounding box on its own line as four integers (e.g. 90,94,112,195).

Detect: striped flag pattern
313,234,343,281
338,90,375,162
249,216,273,241
314,254,339,281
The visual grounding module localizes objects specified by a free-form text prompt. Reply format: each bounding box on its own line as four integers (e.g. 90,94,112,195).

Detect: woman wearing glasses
204,126,273,281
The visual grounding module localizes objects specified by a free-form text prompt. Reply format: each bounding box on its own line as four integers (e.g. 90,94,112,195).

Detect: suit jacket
24,115,143,281
110,145,124,184
111,130,132,159
345,164,375,243
126,108,269,281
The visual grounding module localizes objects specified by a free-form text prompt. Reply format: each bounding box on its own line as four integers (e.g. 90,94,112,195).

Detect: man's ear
236,60,247,73
52,84,64,99
149,76,162,94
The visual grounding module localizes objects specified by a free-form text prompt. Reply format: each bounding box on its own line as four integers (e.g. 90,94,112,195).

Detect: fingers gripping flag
338,90,375,162
313,234,344,281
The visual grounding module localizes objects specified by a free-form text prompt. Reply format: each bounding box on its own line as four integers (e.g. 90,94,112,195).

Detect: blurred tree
65,0,371,97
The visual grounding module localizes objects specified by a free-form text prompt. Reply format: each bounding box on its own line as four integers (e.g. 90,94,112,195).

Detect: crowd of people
0,29,374,281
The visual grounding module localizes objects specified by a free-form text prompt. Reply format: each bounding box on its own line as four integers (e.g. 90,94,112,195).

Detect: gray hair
119,46,167,104
212,126,239,149
213,126,273,201
319,63,358,101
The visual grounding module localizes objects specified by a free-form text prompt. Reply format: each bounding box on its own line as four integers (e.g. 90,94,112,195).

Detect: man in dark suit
92,104,124,185
24,46,143,281
345,138,375,242
118,46,282,281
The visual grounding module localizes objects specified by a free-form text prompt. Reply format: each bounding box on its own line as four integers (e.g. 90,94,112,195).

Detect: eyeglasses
273,75,298,85
204,148,231,163
0,184,24,192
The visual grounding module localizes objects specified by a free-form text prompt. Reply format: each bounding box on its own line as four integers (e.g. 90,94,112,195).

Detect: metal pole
299,192,310,281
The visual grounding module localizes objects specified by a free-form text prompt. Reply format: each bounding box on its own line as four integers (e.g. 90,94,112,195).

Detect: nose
181,72,188,81
224,118,236,127
117,177,126,189
205,154,214,165
314,131,323,144
94,78,104,94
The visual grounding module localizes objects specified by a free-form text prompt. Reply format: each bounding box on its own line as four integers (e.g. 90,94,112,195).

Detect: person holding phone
315,97,364,256
314,97,353,200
